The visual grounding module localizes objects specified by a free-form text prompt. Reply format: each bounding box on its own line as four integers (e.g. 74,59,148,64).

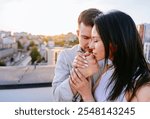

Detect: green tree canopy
17,41,23,49
30,46,41,64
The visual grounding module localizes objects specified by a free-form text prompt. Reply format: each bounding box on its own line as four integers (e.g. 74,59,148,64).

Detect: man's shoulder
61,45,79,54
57,45,79,62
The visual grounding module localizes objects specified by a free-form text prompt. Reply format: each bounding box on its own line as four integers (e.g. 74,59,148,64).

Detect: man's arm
52,51,74,101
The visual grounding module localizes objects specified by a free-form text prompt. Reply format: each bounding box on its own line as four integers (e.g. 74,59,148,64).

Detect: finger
73,59,88,68
83,52,91,57
74,68,87,82
75,54,87,63
72,61,78,68
69,77,77,90
70,69,82,84
86,54,97,64
73,68,83,83
87,77,92,81
70,70,76,85
89,54,96,59
75,54,88,64
70,72,81,90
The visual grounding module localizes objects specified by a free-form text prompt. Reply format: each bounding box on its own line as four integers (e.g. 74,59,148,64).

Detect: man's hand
70,52,89,95
69,68,94,101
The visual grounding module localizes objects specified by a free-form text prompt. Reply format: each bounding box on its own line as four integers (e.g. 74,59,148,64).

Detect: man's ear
76,30,79,37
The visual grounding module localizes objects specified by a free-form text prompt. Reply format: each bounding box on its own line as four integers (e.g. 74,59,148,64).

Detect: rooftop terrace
0,65,55,102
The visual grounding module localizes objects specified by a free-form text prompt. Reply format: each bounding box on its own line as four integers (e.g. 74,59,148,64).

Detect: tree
68,39,79,46
27,40,36,51
30,46,41,64
29,41,35,47
43,36,49,43
17,41,23,49
55,40,65,47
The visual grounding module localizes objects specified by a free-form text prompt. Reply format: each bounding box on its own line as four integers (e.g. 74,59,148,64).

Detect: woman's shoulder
136,84,150,102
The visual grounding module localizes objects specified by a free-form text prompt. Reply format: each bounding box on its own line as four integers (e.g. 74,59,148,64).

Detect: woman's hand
78,54,99,78
69,68,95,102
73,52,99,78
72,52,89,68
70,52,89,95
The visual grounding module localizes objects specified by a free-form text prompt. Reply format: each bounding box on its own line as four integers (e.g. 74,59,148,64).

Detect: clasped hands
69,52,99,101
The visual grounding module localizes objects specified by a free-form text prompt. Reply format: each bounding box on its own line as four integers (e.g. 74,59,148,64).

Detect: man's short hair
78,8,102,27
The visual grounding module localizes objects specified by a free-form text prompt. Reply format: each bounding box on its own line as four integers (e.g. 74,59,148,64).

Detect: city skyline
0,0,150,35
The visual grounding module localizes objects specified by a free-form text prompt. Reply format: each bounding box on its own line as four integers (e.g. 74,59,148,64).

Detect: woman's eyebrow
92,36,99,39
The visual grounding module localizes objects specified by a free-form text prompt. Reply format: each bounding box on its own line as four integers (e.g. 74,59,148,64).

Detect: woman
70,10,150,101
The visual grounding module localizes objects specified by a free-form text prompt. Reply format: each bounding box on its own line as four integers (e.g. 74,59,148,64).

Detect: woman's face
89,25,105,61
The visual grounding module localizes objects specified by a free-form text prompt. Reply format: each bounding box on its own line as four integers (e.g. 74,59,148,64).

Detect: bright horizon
0,0,150,36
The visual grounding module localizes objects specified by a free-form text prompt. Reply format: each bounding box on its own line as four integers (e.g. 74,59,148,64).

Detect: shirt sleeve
52,50,74,101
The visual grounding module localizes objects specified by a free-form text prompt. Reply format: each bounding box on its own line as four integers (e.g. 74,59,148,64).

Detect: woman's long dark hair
94,10,150,101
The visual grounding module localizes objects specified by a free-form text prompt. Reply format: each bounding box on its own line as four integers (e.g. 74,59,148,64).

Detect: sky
0,0,150,35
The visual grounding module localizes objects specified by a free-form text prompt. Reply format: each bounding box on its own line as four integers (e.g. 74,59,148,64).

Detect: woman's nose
88,40,94,49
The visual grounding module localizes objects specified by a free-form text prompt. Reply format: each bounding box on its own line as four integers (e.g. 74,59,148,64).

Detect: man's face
77,22,92,52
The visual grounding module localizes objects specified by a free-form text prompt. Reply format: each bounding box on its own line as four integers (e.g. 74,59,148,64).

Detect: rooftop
0,65,55,102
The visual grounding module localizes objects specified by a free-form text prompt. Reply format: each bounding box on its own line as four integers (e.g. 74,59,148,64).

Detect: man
52,8,102,101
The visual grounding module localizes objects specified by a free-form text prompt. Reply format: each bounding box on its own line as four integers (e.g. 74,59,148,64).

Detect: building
45,47,64,65
137,23,150,66
137,23,150,43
